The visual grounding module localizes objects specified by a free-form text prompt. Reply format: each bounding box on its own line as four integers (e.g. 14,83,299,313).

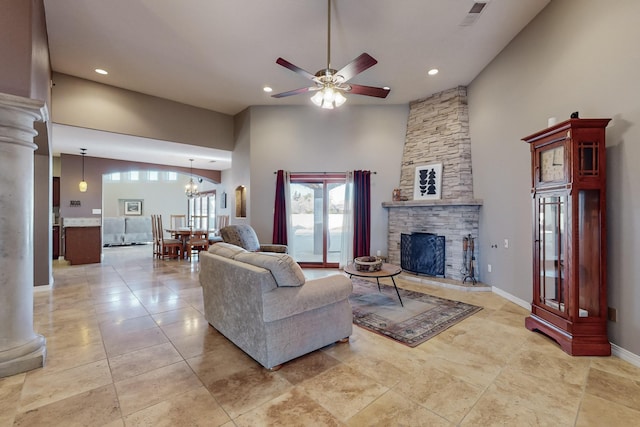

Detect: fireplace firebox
401,232,446,277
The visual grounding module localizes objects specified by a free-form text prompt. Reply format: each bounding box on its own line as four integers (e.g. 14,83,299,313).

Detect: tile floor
2,245,640,426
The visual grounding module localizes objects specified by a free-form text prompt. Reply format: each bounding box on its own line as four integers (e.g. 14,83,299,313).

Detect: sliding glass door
289,174,346,267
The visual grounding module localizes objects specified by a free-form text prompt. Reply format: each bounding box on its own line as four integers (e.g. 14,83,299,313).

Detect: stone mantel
382,199,483,208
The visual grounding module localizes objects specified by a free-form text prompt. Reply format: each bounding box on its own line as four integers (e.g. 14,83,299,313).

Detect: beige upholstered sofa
199,242,352,369
220,224,288,253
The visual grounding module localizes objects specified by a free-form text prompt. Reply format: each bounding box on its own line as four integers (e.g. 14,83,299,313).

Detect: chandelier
185,158,198,198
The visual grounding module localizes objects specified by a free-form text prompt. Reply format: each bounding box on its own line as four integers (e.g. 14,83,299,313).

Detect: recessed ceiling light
428,68,439,76
95,68,108,75
263,86,273,93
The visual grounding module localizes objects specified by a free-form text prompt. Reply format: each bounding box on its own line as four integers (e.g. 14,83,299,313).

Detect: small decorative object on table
354,256,383,272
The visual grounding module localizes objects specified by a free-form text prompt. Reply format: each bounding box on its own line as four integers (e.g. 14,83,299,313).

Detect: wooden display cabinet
522,118,611,356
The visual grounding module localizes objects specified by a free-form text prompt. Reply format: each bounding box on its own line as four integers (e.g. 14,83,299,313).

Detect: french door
289,174,346,267
188,191,216,232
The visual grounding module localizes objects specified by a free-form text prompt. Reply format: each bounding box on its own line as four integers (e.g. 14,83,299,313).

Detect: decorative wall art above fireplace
413,163,442,200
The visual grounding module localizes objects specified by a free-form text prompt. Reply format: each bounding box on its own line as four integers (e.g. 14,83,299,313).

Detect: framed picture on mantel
413,163,442,200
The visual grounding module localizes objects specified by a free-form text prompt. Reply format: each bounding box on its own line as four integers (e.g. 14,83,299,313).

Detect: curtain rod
273,171,377,174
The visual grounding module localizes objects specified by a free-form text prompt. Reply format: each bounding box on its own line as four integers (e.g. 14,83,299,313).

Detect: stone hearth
384,87,481,282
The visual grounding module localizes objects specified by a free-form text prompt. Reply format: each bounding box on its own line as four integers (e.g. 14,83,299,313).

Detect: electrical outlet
487,264,492,273
504,239,509,249
608,307,617,322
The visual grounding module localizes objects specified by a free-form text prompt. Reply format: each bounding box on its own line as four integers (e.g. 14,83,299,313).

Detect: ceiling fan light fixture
310,90,324,107
334,90,346,107
310,87,346,109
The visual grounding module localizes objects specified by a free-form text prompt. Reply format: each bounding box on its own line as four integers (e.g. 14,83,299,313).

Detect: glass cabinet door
537,195,566,315
577,189,601,318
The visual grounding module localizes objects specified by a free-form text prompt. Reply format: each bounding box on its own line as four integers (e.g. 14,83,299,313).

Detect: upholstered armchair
220,224,287,253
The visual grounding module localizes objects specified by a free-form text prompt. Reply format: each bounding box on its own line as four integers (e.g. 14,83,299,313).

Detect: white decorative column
0,92,48,378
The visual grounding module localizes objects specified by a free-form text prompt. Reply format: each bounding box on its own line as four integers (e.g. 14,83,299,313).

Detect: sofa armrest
259,244,288,253
262,274,352,322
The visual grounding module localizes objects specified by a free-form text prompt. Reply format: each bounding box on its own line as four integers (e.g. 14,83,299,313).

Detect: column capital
0,92,48,121
0,92,48,151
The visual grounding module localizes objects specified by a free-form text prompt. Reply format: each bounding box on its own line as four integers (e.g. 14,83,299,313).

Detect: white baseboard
611,343,640,368
491,286,640,369
491,286,531,311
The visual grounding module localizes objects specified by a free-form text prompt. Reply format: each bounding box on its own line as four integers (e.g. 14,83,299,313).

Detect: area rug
349,277,482,347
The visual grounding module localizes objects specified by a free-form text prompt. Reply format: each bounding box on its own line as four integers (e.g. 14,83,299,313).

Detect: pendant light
78,148,88,192
185,159,198,198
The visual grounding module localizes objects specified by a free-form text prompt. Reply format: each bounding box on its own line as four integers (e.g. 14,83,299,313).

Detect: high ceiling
43,0,549,169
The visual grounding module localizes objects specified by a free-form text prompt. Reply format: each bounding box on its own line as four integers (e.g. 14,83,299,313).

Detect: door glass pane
539,196,565,313
327,182,346,264
290,183,322,262
578,190,600,317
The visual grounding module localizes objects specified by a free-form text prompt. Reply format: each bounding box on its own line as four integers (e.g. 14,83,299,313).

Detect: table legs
348,274,404,307
385,277,404,307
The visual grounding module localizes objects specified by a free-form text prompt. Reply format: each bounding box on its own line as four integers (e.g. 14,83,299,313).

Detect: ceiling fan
272,0,390,109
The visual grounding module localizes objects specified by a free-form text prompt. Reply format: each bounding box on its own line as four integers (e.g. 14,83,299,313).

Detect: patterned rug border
349,278,483,347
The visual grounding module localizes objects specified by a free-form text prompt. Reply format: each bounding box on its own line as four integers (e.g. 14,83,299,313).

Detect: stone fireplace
384,86,482,281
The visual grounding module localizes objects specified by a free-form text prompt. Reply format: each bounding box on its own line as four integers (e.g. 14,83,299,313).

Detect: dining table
166,227,208,259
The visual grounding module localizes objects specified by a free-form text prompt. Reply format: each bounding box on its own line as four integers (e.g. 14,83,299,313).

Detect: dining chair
217,215,230,231
150,214,160,258
157,215,182,259
208,214,229,244
186,234,209,260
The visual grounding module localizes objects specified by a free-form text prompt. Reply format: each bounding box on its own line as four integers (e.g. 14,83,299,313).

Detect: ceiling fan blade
271,86,317,98
335,53,378,82
276,58,316,81
346,84,390,98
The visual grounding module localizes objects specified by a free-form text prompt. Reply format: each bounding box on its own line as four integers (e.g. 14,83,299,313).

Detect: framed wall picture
124,200,142,215
413,163,443,200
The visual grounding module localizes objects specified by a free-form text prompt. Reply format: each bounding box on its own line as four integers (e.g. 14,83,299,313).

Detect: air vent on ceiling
460,1,488,26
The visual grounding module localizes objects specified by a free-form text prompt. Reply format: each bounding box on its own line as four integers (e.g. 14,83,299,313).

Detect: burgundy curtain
272,170,287,245
353,170,371,258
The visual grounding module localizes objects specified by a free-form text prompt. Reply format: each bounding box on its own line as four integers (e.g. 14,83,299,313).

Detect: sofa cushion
261,274,353,322
220,224,261,251
234,252,305,287
208,242,248,258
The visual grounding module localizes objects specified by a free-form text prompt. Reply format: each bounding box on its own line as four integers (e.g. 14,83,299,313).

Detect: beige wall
240,104,409,256
468,0,640,355
0,0,33,97
51,72,235,152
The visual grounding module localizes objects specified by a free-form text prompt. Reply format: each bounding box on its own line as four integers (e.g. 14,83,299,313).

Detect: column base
0,335,47,378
